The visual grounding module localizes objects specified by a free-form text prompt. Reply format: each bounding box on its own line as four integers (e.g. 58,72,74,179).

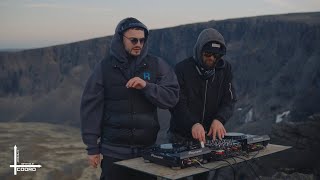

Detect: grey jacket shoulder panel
80,61,104,155
142,55,180,109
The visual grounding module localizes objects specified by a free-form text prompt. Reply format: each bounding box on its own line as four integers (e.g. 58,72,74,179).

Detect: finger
95,156,100,166
193,132,197,140
212,128,217,140
198,131,203,141
129,78,139,87
220,128,224,139
130,79,138,87
207,128,212,136
126,79,133,88
192,130,197,139
132,80,140,88
197,131,201,141
222,127,226,138
92,157,98,168
201,131,206,142
196,131,200,141
131,81,137,88
217,129,222,140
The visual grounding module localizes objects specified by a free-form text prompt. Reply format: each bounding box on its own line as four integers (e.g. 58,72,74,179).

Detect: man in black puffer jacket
169,28,237,179
81,17,179,180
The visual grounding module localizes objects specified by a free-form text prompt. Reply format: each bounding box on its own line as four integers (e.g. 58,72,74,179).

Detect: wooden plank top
115,144,291,180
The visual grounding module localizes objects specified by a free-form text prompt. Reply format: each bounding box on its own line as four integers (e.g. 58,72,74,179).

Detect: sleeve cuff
86,147,100,155
141,82,153,93
215,116,226,124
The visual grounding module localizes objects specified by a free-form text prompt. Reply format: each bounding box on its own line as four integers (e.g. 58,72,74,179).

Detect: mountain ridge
0,11,319,131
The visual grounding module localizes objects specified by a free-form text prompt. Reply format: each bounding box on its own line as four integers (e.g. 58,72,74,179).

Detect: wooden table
115,144,291,180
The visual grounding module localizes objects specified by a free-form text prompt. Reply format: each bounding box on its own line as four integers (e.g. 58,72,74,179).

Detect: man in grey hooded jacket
169,28,237,179
81,17,179,180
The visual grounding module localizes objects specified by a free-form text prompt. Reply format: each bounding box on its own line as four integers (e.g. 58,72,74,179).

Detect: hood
109,17,149,64
193,28,226,69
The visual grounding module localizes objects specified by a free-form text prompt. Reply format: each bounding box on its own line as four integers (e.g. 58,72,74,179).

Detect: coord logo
9,145,42,175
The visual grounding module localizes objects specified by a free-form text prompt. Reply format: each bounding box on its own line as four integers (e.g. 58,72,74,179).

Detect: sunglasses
123,35,145,45
202,52,219,58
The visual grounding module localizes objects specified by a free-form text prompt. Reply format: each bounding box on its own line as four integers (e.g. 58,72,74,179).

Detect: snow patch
244,109,253,123
276,110,290,123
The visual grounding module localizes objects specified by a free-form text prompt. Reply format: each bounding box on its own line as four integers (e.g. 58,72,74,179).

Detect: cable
192,159,238,180
230,157,238,164
234,156,261,180
192,159,213,170
191,158,226,171
188,148,262,180
250,150,262,170
221,159,236,180
250,150,261,159
241,149,260,160
230,157,239,179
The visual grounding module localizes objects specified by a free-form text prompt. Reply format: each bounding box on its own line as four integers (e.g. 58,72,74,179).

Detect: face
122,29,145,56
202,52,218,68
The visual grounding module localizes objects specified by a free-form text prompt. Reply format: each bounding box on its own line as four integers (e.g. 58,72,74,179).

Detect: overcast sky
0,0,319,49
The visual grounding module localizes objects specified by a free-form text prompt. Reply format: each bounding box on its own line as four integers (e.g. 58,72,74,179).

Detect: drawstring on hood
110,17,149,65
193,28,227,80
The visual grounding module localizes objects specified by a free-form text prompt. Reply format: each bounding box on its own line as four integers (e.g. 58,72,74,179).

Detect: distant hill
0,49,24,52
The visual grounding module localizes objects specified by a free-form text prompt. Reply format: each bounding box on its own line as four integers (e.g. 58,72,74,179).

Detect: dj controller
142,133,270,169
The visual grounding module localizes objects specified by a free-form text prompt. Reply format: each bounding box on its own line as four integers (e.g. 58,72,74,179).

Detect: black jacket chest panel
100,55,160,147
104,56,158,101
183,62,224,113
170,57,235,137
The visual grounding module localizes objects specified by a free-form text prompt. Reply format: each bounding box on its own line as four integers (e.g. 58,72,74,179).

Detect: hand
126,77,146,89
191,123,206,142
207,119,226,140
88,154,101,168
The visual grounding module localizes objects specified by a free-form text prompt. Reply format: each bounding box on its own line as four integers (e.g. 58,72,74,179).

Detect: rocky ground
257,113,320,180
0,122,100,180
1,118,319,180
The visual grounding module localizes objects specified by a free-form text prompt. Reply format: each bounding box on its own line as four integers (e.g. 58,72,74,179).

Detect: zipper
130,65,136,146
229,83,234,100
113,65,129,80
201,80,208,124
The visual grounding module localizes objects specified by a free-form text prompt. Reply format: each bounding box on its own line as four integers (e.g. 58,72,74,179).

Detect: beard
203,59,216,69
130,47,142,56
